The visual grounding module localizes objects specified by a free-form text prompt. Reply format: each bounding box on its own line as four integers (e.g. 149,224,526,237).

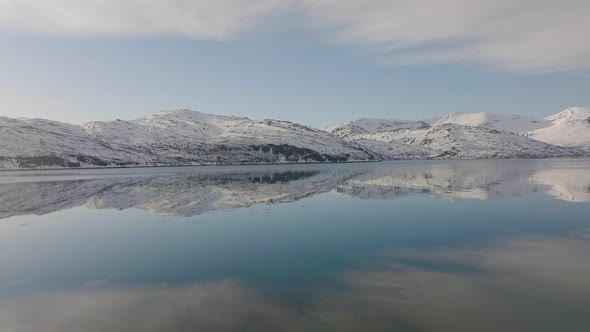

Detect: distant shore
2,156,588,172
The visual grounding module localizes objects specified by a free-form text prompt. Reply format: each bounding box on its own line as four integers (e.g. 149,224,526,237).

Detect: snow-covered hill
424,112,551,133
422,107,590,150
326,108,589,159
528,108,590,150
83,110,377,164
327,119,582,159
0,116,167,169
324,118,429,137
0,110,377,169
1,107,588,169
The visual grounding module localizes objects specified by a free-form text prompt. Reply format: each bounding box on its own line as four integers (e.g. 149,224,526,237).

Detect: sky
1,0,589,128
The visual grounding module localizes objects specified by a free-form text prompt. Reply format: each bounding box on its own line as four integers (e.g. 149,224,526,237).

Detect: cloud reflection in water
1,232,589,332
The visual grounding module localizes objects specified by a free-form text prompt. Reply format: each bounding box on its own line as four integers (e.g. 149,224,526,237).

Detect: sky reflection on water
1,159,590,331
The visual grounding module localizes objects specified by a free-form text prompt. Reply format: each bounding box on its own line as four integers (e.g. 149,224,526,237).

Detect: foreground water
1,159,589,332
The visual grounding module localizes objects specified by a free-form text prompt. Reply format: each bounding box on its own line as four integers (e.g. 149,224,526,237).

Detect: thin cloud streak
300,0,590,73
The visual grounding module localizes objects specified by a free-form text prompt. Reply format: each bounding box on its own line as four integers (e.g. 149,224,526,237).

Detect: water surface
1,159,590,332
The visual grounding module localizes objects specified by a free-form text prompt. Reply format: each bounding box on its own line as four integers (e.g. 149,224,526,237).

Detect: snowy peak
545,107,590,122
325,118,430,137
2,110,378,169
142,109,249,126
418,108,590,149
326,108,589,159
424,112,551,133
152,109,208,117
529,107,590,150
1,107,589,170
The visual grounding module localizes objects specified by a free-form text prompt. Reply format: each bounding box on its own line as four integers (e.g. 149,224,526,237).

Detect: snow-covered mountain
326,108,589,159
0,110,377,169
424,112,551,133
327,120,582,159
423,107,590,150
0,116,165,169
1,107,588,169
527,108,590,149
83,110,378,164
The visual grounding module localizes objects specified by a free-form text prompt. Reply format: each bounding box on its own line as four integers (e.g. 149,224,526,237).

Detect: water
1,159,589,332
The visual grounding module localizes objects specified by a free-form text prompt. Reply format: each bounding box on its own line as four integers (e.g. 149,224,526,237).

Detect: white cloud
0,0,291,39
1,0,590,72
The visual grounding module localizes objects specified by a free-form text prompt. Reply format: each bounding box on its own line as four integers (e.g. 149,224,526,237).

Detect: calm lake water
1,159,590,332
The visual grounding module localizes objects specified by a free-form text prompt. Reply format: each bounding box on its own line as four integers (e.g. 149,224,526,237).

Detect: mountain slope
527,107,590,150
2,107,588,169
407,124,581,159
0,110,377,169
324,118,430,136
82,110,378,164
0,116,166,169
326,118,584,159
424,112,551,133
423,107,590,150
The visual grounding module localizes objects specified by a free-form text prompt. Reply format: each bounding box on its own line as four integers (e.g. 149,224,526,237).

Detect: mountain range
325,107,590,159
1,107,589,169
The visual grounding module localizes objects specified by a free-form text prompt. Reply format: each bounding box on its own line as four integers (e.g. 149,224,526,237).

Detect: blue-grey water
1,159,590,332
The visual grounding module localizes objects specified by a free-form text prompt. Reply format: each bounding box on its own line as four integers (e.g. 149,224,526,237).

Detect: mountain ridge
1,107,588,169
0,109,378,169
326,107,590,159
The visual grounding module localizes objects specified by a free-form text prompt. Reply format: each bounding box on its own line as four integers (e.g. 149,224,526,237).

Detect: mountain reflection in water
1,159,590,219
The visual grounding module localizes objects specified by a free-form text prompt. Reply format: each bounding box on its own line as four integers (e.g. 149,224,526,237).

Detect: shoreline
1,155,588,172
0,159,382,172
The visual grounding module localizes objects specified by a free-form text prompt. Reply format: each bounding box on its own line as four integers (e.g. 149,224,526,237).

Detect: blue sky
1,1,589,128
